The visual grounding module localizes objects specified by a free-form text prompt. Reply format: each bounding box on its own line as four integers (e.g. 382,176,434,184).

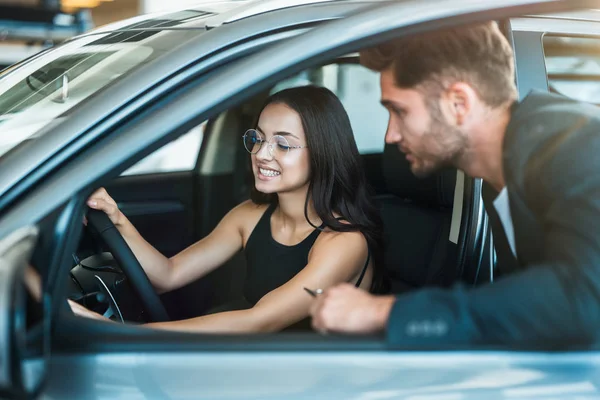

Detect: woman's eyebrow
256,126,299,139
275,131,299,139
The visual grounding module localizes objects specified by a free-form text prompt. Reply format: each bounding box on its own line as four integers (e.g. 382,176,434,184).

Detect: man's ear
442,82,476,126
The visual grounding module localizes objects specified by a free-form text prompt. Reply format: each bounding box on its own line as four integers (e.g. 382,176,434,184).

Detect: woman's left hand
68,299,113,322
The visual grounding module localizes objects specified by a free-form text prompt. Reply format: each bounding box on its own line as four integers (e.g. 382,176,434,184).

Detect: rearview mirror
25,68,70,103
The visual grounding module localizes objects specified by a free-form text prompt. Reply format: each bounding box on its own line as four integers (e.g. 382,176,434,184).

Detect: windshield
0,15,209,160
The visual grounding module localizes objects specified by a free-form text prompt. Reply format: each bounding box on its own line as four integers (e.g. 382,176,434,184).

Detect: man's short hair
360,21,517,108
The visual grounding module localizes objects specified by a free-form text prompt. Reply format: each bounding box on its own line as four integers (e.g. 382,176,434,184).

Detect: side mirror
0,226,48,399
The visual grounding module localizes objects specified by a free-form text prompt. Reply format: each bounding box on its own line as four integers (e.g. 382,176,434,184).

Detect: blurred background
0,0,227,70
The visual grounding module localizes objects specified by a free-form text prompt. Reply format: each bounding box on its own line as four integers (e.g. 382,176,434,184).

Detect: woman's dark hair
250,85,388,294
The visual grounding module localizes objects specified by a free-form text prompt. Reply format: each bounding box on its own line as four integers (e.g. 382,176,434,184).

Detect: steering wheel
86,209,170,322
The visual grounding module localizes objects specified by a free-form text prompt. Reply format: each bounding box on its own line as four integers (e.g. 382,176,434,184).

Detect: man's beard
410,109,467,178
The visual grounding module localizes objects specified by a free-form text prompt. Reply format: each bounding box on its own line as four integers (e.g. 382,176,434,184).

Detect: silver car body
1,0,600,398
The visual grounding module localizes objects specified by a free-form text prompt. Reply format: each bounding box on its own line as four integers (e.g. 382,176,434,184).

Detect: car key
303,287,323,297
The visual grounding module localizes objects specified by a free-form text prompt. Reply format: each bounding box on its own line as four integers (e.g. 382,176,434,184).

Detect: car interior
55,56,489,328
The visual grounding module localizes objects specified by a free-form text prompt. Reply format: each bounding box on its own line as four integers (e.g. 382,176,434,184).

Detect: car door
4,0,600,399
37,3,600,398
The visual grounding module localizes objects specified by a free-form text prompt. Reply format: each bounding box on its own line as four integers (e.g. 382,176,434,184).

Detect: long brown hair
250,85,387,293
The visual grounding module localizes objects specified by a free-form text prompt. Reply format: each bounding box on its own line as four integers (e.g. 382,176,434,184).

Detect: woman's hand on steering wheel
86,187,124,227
84,188,171,322
68,299,113,323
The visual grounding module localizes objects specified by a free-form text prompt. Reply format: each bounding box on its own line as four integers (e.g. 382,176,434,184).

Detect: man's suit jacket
387,91,600,345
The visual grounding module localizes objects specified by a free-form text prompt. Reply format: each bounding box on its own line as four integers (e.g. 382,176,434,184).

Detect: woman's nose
255,140,273,160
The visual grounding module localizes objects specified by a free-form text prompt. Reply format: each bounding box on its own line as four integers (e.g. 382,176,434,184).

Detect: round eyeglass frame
242,129,308,156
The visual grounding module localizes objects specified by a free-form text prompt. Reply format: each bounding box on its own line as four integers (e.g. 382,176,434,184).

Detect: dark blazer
387,91,600,346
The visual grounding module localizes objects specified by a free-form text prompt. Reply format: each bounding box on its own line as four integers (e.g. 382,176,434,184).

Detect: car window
121,122,205,176
543,35,600,104
272,61,388,154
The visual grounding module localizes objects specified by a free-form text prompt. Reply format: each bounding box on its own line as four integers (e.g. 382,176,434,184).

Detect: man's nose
385,127,402,144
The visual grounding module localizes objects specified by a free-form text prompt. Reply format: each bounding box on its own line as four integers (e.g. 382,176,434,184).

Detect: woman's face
251,102,311,195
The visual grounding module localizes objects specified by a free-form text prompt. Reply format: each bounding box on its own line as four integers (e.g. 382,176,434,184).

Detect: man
310,21,600,345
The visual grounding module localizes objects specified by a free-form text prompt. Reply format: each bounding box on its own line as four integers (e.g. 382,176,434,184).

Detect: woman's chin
254,181,278,194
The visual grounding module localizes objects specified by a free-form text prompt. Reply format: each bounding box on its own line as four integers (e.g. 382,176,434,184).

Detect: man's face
380,68,467,177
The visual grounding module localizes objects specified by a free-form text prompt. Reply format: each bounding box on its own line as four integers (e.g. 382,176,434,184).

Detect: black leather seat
377,144,459,294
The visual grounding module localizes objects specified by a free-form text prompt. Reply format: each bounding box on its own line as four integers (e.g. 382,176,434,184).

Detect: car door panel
105,172,197,258
46,317,600,400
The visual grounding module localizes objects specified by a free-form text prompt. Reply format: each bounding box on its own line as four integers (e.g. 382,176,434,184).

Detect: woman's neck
276,187,320,230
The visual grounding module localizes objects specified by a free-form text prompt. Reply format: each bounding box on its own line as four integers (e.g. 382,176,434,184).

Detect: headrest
382,144,456,208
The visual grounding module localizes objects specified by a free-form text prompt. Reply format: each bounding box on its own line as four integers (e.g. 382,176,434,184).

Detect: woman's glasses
242,129,307,157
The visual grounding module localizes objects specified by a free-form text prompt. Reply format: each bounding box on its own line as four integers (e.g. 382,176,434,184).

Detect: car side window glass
271,62,388,154
543,35,600,104
121,122,205,176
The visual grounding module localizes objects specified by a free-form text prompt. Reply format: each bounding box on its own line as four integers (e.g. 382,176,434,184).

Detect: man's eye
393,108,406,118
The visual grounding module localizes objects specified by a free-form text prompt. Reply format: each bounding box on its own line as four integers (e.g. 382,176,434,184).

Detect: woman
71,85,386,333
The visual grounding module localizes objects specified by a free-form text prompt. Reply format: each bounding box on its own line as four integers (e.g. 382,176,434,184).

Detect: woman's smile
258,167,281,180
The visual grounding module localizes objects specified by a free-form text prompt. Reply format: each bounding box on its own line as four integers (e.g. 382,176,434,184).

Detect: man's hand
309,283,396,334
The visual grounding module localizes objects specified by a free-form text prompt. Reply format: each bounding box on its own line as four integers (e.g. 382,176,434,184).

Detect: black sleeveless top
243,203,369,305
204,204,370,330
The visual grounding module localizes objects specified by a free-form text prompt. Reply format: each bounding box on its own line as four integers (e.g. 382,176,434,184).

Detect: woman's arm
146,230,370,333
87,188,249,293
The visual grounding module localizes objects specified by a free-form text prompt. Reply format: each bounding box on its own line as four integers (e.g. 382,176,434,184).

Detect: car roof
86,0,600,39
90,0,389,33
525,9,600,22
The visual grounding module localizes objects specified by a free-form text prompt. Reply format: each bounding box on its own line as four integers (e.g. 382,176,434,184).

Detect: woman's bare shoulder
316,228,366,247
228,200,270,236
312,212,362,243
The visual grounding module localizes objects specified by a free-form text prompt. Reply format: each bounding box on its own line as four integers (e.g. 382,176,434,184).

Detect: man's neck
456,103,513,192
